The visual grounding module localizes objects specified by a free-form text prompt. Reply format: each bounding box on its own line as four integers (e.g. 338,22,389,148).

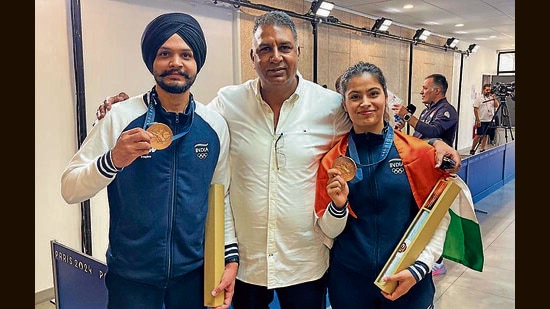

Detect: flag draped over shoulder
314,130,484,271
442,176,484,271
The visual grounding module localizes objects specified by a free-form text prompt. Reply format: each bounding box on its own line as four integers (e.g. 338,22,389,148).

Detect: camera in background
491,81,515,100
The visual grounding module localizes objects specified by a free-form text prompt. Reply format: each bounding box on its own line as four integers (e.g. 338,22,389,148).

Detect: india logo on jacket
194,143,209,160
388,158,404,174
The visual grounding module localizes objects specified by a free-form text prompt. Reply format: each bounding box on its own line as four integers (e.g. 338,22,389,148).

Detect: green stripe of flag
443,209,484,271
442,177,484,272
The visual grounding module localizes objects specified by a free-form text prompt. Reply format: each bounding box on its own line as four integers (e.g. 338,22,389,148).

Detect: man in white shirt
469,84,500,154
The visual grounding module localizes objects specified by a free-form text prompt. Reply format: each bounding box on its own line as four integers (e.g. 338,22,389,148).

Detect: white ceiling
329,0,515,52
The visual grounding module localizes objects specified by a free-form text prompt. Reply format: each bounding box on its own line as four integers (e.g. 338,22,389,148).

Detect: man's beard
155,69,196,94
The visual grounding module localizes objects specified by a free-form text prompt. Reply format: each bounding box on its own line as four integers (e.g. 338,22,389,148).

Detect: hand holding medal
326,156,356,207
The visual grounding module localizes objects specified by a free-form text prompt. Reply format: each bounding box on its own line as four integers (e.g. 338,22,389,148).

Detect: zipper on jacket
166,116,178,283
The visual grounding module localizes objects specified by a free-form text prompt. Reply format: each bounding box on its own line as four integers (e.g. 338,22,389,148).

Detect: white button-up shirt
208,72,350,288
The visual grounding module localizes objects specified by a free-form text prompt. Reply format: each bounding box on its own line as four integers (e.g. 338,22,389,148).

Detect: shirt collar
427,97,447,108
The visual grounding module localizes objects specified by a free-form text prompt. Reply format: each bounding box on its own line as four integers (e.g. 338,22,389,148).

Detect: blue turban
141,12,207,74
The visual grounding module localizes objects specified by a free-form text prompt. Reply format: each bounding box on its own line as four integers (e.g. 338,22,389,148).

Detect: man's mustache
160,70,192,79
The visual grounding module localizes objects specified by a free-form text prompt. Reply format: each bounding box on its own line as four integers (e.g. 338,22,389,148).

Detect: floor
36,154,515,309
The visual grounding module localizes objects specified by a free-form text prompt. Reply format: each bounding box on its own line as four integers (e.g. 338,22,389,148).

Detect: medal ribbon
347,124,394,183
143,89,195,143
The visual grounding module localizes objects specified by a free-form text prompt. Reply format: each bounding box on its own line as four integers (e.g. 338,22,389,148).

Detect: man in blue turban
141,12,208,96
61,12,238,309
141,12,207,74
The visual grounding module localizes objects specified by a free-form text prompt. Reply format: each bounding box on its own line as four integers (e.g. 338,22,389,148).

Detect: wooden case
374,178,460,294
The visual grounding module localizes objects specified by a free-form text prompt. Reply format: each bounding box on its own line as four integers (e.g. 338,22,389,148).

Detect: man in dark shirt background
392,73,458,276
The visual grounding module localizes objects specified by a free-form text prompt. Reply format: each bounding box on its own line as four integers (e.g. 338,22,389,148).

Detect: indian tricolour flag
442,176,484,271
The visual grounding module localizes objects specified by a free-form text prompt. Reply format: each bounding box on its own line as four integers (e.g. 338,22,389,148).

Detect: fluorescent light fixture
412,28,431,42
468,43,480,53
371,18,393,32
445,37,459,49
310,0,335,17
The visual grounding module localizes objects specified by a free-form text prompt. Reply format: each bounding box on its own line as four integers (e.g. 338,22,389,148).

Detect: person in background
61,12,238,309
469,83,499,154
392,73,458,148
315,61,452,307
391,73,458,276
96,11,462,308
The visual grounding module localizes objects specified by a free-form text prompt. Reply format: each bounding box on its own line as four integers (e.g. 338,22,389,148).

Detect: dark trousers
328,260,434,309
476,121,495,139
105,266,204,309
232,273,328,309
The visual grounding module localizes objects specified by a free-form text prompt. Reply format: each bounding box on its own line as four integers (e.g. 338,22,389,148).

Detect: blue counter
461,140,515,203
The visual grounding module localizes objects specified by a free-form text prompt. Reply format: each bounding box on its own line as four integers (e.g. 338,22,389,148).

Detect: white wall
455,45,501,150
35,0,236,295
36,0,82,297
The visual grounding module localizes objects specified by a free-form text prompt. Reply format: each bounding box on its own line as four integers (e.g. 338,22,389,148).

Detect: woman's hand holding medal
327,156,356,208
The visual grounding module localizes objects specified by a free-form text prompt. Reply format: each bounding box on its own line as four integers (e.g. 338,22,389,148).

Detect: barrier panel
50,240,330,308
51,240,108,309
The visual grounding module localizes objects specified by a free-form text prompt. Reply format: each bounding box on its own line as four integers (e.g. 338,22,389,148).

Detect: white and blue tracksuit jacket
61,91,238,287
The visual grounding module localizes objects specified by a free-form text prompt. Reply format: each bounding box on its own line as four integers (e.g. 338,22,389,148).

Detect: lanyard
143,90,194,144
347,125,394,183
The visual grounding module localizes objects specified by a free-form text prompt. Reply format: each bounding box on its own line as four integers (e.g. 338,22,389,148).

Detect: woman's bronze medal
332,156,357,182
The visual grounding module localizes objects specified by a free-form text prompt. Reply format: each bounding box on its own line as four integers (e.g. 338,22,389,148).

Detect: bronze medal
146,123,173,150
332,156,357,182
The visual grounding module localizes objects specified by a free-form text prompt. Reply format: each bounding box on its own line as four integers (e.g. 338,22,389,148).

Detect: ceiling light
412,28,431,42
310,0,335,18
468,44,480,53
445,37,459,49
371,18,392,33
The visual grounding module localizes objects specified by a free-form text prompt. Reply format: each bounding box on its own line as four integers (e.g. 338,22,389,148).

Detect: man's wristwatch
403,112,412,121
427,138,442,146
